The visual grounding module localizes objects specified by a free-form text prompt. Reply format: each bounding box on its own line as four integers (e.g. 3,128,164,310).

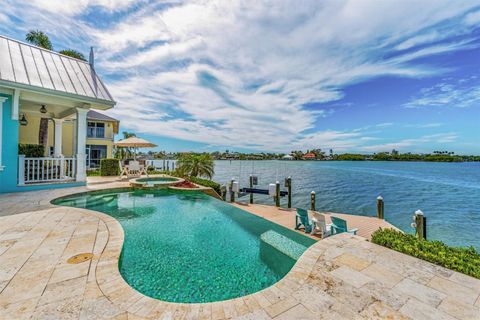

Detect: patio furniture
119,160,149,178
330,216,358,235
295,208,312,233
311,212,332,238
119,161,129,179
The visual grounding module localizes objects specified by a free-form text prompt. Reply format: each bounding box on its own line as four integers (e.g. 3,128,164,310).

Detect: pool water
136,177,179,186
53,189,315,303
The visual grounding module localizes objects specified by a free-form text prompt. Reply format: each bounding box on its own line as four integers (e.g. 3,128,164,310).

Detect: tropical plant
25,30,53,50
114,131,137,159
372,228,480,279
176,153,215,179
59,49,86,61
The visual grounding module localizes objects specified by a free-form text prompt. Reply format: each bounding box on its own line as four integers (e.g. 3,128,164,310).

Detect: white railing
18,155,77,185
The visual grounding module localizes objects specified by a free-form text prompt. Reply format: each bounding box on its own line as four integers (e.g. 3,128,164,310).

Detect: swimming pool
52,189,315,303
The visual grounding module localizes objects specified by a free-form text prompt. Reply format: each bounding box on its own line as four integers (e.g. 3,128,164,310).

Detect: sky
1,0,480,154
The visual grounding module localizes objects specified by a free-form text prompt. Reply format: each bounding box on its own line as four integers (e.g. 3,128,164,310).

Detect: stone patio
0,182,479,319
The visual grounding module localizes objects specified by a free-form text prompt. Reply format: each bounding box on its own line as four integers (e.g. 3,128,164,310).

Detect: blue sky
1,1,480,154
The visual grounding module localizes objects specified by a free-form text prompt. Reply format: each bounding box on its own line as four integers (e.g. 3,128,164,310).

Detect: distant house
282,154,294,160
303,152,316,160
0,35,115,193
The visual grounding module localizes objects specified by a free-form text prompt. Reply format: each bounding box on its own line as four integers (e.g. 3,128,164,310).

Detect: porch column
75,107,89,181
53,118,64,157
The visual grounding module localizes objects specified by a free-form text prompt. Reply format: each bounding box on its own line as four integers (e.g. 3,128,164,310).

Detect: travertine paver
0,182,479,319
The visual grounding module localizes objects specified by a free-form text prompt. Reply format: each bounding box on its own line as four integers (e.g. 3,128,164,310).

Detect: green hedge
86,169,100,177
188,176,221,194
100,158,120,176
371,228,480,279
18,144,45,157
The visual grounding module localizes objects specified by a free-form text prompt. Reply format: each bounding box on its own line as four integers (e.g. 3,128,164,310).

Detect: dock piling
377,196,384,219
412,210,427,240
249,175,254,204
275,181,280,207
286,177,292,208
230,178,235,203
310,191,316,211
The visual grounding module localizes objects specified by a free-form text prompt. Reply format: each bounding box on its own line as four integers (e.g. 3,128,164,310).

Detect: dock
232,202,399,240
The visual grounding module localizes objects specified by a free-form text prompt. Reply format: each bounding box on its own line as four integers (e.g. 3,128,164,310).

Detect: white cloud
404,77,480,108
29,0,139,15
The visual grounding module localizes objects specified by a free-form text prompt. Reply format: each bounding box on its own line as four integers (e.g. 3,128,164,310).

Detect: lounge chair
119,161,129,179
330,216,358,235
295,208,312,233
311,212,332,238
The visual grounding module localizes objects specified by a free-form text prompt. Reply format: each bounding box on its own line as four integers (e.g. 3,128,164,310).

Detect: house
0,35,116,193
282,154,294,160
303,152,316,160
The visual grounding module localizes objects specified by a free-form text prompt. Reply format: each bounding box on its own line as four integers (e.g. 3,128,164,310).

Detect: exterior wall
0,93,20,193
62,121,75,157
18,113,54,156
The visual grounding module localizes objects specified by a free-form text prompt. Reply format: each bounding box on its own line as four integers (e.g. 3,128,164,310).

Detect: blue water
213,160,480,249
53,189,315,303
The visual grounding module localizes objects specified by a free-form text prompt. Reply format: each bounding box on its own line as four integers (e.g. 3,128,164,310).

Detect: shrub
188,176,221,194
86,169,100,177
18,144,45,157
371,228,480,279
100,158,120,176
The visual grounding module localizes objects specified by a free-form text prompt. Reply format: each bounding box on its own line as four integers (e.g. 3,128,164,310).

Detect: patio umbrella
114,137,157,160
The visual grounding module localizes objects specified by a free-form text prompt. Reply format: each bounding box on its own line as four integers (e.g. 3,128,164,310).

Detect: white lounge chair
311,212,332,238
119,161,129,179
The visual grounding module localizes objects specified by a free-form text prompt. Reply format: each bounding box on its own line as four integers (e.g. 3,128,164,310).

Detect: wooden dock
232,202,399,240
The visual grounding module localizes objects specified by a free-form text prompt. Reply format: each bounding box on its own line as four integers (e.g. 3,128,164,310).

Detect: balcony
87,127,105,139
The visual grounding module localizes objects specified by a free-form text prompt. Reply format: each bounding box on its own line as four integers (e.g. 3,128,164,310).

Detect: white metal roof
0,35,115,105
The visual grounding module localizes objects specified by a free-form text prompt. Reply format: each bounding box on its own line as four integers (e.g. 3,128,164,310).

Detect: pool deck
0,178,479,319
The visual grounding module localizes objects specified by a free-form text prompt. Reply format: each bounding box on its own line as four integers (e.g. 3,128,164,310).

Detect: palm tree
59,49,86,61
25,30,53,50
177,153,215,179
114,132,137,159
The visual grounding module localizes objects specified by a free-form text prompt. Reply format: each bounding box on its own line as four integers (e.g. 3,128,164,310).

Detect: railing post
377,195,384,219
412,210,426,240
286,176,292,208
310,191,316,211
275,181,280,207
18,155,25,185
60,156,65,179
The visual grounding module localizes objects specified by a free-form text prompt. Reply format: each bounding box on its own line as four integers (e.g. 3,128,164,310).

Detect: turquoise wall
0,93,86,193
0,93,19,193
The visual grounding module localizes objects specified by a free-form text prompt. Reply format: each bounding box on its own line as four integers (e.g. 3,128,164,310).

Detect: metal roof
0,35,115,105
87,110,118,122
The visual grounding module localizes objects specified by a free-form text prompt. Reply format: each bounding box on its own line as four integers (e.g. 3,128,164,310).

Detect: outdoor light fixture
40,105,47,113
19,113,28,126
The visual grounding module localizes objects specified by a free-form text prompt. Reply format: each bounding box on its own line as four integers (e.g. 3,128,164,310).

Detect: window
87,122,105,138
86,145,107,168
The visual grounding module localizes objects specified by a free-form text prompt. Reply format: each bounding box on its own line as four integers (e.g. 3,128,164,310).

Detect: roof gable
0,35,114,105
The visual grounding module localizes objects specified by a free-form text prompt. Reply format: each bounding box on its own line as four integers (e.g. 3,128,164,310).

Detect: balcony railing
18,155,76,185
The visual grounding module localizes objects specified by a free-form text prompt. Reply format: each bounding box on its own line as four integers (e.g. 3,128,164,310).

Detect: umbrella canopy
114,137,157,148
114,137,157,160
